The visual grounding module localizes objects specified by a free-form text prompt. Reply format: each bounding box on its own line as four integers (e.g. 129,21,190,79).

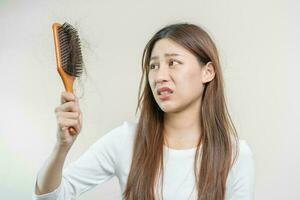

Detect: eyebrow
150,53,182,61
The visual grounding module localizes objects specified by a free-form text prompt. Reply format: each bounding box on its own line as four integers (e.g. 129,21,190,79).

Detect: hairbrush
52,22,83,135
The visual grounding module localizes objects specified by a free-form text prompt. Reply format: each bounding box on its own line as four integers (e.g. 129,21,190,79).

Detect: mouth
156,87,174,100
158,90,173,100
157,87,174,95
157,90,174,95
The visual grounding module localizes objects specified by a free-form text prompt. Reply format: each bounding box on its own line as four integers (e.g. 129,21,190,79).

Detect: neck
163,101,202,149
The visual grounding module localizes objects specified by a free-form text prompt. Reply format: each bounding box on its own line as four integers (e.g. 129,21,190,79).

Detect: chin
158,103,180,113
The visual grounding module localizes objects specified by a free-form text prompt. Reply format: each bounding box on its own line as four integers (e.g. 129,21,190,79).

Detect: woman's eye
169,60,179,66
149,60,180,70
149,64,157,69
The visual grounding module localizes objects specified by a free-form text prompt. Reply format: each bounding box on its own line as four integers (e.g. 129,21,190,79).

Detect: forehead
150,38,191,60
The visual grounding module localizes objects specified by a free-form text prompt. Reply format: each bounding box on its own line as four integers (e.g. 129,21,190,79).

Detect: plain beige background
0,0,298,199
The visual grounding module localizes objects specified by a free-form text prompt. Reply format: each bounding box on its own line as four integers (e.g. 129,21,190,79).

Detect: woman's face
148,38,213,113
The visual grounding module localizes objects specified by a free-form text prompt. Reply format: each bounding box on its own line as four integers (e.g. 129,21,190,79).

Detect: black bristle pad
57,22,83,77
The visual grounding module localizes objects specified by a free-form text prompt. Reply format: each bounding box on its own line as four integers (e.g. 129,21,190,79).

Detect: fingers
55,101,80,112
58,119,81,133
55,91,82,134
56,111,80,119
60,91,77,104
56,113,82,131
55,91,80,113
57,118,78,128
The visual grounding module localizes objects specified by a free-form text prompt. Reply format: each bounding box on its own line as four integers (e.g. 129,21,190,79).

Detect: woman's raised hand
54,91,83,149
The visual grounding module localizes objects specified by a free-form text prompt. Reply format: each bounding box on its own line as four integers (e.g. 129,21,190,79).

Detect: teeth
159,91,173,95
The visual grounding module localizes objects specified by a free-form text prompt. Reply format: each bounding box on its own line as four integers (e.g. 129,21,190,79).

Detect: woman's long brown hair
123,23,239,200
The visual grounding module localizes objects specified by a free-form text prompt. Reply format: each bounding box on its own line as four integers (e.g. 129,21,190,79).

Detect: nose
155,64,171,84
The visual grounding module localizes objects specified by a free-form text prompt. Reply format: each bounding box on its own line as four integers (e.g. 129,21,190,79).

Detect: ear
202,62,215,83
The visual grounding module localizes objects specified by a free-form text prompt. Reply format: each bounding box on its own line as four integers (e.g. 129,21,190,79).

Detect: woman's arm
32,122,126,200
229,140,256,200
34,91,82,196
35,144,70,195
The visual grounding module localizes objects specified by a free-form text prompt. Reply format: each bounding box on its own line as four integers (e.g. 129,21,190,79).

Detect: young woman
33,23,255,200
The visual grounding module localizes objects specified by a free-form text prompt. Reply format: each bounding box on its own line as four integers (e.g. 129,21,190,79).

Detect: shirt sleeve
229,140,255,200
32,122,125,200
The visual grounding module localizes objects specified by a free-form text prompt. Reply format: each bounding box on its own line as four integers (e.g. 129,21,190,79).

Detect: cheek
183,66,201,80
148,72,155,83
147,74,152,84
176,72,204,97
148,77,156,94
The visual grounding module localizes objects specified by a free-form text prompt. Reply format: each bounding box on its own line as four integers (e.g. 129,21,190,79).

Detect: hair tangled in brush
58,22,88,98
58,22,84,78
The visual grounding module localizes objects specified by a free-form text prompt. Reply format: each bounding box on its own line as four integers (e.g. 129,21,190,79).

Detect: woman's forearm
35,143,70,195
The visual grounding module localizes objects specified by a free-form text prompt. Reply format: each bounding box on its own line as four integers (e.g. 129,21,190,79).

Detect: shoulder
229,139,255,182
235,140,254,166
226,140,255,199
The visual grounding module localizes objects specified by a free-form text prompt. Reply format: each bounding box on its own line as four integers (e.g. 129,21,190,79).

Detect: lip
157,87,174,100
157,87,174,95
158,92,173,100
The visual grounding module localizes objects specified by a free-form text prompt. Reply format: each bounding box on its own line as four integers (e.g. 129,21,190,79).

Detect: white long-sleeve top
32,121,255,200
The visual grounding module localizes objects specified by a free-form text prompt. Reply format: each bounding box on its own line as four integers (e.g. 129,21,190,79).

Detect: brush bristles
58,22,83,77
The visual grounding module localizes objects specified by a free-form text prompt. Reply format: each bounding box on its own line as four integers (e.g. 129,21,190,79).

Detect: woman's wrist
53,142,71,159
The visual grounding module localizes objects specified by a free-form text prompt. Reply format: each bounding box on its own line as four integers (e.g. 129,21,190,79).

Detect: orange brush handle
52,23,77,135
